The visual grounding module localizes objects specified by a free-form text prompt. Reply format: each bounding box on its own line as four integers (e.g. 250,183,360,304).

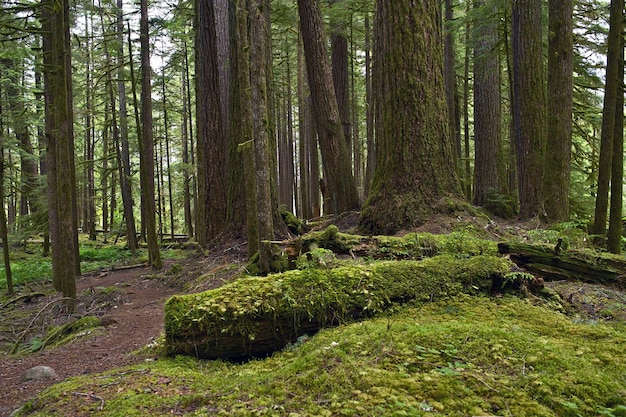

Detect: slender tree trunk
139,0,162,269
297,0,359,215
0,103,13,295
544,0,573,223
462,0,472,201
444,0,460,166
512,0,546,219
607,34,624,254
181,63,194,238
42,0,79,306
233,0,259,256
364,12,375,195
250,0,275,273
83,8,96,241
117,0,138,252
330,0,352,166
161,69,175,239
593,0,623,242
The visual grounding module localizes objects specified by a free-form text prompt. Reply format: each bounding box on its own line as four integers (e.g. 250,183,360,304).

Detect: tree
297,0,359,216
359,0,462,235
195,0,227,246
593,0,623,244
544,0,573,223
41,0,80,305
512,0,546,219
473,0,505,212
139,0,162,269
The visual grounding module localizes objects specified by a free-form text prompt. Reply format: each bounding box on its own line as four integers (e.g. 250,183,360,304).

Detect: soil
0,245,248,417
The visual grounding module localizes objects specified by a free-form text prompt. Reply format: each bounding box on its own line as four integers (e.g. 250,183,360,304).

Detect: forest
1,0,626,415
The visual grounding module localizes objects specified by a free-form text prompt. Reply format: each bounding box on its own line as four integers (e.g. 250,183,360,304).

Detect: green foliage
0,258,52,290
21,296,626,416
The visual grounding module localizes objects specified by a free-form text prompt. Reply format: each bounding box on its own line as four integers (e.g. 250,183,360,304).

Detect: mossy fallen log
498,242,626,287
164,255,512,360
286,225,498,262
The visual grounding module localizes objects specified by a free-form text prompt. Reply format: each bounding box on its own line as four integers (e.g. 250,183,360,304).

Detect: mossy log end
164,255,512,361
498,242,626,287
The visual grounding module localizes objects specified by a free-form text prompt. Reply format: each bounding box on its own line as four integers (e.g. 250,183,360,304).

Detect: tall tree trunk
161,69,175,239
462,0,472,201
359,0,461,235
42,0,80,306
196,0,227,246
330,0,352,166
117,0,138,252
593,0,623,243
444,0,460,167
473,0,504,209
139,0,162,269
512,0,546,219
544,0,573,223
181,59,194,238
607,34,624,254
364,12,375,195
0,101,13,295
83,8,96,241
250,0,275,273
234,0,259,256
297,0,359,216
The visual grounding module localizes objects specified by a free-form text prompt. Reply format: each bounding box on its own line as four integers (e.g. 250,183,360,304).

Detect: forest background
0,0,624,301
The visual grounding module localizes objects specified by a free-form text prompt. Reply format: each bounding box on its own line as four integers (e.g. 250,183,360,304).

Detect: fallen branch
10,297,73,354
0,292,47,309
71,392,105,411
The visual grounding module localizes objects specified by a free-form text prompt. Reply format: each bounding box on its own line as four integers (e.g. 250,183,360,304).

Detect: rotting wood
498,242,626,287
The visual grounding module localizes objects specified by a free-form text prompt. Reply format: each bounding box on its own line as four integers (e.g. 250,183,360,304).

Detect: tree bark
41,0,80,306
139,0,162,269
512,0,546,219
196,0,227,246
544,0,573,223
359,0,462,235
593,0,623,243
297,0,359,216
473,0,504,210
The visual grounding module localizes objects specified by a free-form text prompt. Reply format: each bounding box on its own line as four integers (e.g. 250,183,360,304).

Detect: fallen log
498,242,626,287
285,225,498,262
164,255,512,361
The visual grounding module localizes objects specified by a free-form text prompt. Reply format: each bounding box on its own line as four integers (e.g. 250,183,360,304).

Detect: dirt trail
0,263,181,416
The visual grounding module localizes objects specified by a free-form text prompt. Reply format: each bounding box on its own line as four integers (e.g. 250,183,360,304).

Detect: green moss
297,226,498,261
21,297,626,416
164,256,512,359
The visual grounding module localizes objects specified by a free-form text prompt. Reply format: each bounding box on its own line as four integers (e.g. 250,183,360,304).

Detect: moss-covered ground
18,295,626,417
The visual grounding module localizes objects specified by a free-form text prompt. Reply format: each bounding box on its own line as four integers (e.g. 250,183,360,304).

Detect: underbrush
18,295,626,417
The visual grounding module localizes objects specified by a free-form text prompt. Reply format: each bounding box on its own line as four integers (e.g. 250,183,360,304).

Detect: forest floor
0,243,248,417
1,216,626,416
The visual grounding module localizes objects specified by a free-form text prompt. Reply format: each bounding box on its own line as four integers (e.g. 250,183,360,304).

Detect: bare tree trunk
297,0,359,215
512,0,546,219
544,0,573,223
139,0,162,269
593,0,623,242
195,0,227,246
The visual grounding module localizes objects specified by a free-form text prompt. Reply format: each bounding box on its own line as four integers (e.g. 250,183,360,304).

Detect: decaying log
498,242,626,287
165,255,512,361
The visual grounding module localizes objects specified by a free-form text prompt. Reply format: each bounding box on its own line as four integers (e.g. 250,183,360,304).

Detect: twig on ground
10,297,73,354
71,392,105,411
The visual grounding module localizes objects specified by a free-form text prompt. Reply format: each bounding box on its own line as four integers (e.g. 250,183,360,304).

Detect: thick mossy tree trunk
165,255,512,360
42,0,80,305
359,0,462,235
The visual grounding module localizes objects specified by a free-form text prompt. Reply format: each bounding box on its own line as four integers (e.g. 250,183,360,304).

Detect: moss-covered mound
20,296,626,417
164,255,512,360
294,225,498,261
